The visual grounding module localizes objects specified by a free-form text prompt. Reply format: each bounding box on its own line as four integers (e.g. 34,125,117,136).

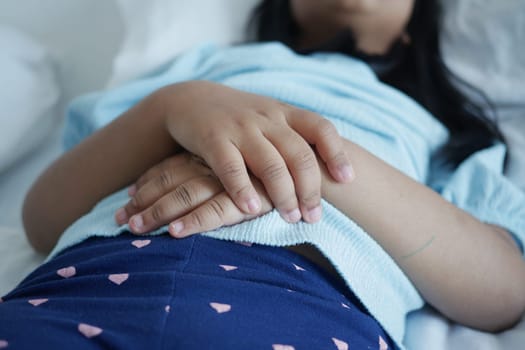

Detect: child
1,1,524,349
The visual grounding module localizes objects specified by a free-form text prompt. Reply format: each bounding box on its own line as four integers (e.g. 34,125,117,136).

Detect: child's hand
115,153,273,236
158,81,354,223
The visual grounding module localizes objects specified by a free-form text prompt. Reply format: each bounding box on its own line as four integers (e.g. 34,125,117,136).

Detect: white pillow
109,0,260,86
0,26,60,173
440,0,525,116
440,0,525,189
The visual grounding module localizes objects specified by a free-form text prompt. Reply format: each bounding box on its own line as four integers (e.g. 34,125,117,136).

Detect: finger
116,157,211,225
132,154,191,194
169,174,274,237
202,140,261,215
265,127,322,223
287,109,354,183
168,192,247,238
240,131,302,223
118,169,181,225
128,175,223,234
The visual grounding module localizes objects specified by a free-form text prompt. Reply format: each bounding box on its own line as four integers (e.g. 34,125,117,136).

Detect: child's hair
250,0,505,167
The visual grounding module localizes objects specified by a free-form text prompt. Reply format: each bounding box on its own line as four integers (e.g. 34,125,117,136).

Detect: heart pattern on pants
78,323,103,338
57,266,76,278
108,273,129,285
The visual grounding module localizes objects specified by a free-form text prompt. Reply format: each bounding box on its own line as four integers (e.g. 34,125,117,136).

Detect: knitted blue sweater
51,43,525,349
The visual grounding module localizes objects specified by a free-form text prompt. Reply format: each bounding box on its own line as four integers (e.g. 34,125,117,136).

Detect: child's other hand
115,153,273,236
159,81,354,223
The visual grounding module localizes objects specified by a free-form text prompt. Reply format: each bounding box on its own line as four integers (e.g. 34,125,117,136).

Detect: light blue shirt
53,43,525,349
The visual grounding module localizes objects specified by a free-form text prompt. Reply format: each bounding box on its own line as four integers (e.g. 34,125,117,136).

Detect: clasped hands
114,81,354,237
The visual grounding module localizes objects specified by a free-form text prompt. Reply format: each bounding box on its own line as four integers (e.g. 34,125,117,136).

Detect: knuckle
189,199,226,230
317,118,337,138
172,183,195,208
150,205,165,223
269,108,288,121
157,171,174,191
300,191,320,208
260,161,287,182
207,198,227,220
291,149,317,171
232,117,254,130
217,161,245,179
189,211,205,229
254,109,270,119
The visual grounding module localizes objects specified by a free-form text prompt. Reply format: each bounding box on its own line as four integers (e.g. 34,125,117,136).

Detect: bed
0,1,523,348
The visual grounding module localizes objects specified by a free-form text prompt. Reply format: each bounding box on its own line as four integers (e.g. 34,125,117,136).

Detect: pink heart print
209,302,231,314
0,340,8,349
108,273,129,285
57,266,76,278
78,323,103,338
332,338,349,350
219,265,238,271
28,298,49,307
293,264,306,271
272,345,295,350
379,336,389,350
131,239,151,248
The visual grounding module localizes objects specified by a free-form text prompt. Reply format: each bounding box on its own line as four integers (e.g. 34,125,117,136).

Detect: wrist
157,81,205,136
148,85,185,152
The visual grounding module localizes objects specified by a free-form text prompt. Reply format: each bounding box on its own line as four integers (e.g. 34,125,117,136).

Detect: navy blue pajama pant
0,233,394,349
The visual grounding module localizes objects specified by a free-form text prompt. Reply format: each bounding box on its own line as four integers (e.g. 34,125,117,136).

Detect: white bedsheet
0,131,61,295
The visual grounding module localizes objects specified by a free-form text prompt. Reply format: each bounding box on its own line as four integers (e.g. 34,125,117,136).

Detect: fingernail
246,197,261,213
115,208,128,225
128,184,137,196
306,206,322,223
170,221,184,236
339,164,355,182
283,208,301,223
130,215,144,232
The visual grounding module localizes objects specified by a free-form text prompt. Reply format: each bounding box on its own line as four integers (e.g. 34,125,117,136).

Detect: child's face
290,0,415,54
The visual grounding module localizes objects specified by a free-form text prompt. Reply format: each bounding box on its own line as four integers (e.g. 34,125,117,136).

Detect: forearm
23,89,179,253
321,140,525,331
23,79,353,253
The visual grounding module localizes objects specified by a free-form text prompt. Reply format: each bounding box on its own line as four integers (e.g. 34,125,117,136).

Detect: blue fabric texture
0,234,395,349
47,43,525,349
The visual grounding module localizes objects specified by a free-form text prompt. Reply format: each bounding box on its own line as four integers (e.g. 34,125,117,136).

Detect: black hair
250,0,505,167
